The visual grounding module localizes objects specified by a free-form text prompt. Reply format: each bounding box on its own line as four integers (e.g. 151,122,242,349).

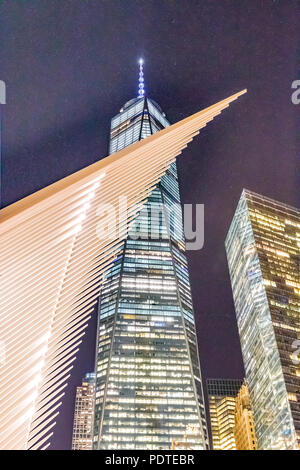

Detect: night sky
1,1,299,450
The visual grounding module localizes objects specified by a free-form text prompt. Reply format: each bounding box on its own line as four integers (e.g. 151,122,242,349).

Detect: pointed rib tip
226,88,247,103
231,89,247,99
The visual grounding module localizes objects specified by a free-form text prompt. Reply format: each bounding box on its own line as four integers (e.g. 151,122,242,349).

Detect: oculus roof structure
0,89,246,450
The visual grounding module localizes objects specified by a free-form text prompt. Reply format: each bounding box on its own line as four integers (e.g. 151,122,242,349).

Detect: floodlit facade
93,75,208,450
225,189,300,450
234,383,257,450
0,88,245,450
207,378,243,450
72,373,96,450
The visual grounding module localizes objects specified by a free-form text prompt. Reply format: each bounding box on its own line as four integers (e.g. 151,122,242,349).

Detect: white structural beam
0,90,246,450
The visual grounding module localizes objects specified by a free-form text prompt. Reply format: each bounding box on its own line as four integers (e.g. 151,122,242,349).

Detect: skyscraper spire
138,58,145,98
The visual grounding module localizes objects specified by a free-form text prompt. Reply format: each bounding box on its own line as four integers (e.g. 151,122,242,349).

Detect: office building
93,62,209,450
225,189,300,450
207,378,243,450
72,373,96,450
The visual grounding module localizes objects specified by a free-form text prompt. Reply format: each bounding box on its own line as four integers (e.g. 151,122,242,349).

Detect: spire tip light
138,58,145,98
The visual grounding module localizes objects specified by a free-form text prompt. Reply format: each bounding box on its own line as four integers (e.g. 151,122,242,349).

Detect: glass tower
225,189,300,450
93,66,208,450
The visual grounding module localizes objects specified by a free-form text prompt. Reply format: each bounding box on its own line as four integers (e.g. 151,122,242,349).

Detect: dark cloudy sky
1,0,299,450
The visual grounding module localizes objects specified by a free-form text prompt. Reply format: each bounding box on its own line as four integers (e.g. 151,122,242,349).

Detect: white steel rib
0,90,246,449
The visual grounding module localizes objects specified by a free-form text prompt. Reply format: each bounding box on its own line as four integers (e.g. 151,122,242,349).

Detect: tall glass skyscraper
93,63,208,450
225,189,300,450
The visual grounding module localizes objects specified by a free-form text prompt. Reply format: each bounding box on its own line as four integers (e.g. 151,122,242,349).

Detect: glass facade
93,96,208,450
225,189,300,449
72,373,96,450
